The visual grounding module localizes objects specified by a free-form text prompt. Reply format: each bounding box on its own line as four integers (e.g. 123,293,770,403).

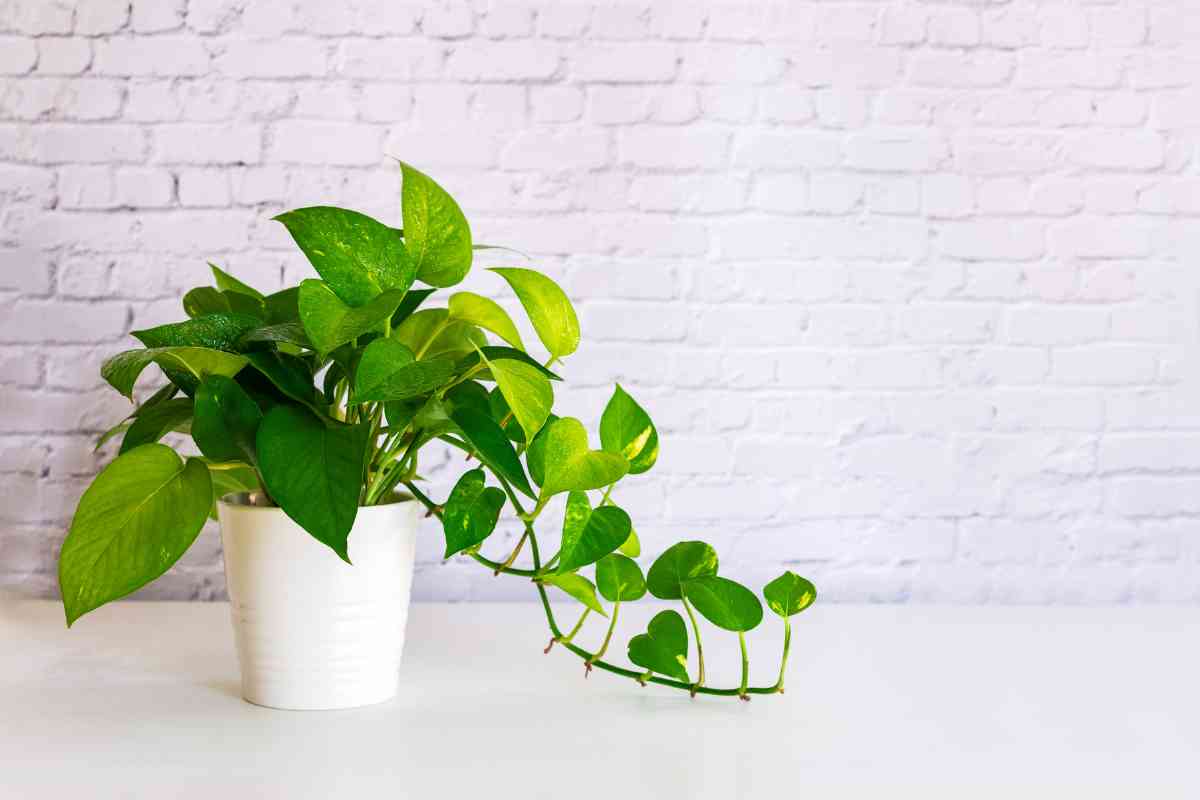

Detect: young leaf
763,571,817,617
527,417,628,499
393,308,486,362
354,338,455,402
457,347,562,382
101,347,249,400
442,468,505,558
555,491,632,574
449,407,536,499
682,576,764,633
490,267,580,360
595,553,647,603
210,262,265,299
617,527,641,557
298,279,407,356
274,206,416,307
118,398,193,454
132,313,262,352
485,356,554,446
400,162,473,288
646,541,719,600
599,384,659,475
192,374,262,464
182,286,230,318
541,573,607,617
256,405,369,562
238,322,311,350
447,291,524,350
627,610,689,683
58,444,212,626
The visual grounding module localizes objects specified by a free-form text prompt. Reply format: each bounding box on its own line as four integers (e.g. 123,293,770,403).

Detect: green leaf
595,553,646,603
400,162,473,288
205,460,261,518
541,573,607,617
210,263,264,299
646,541,719,600
384,398,422,431
183,287,265,320
298,279,407,356
393,308,486,362
238,322,311,350
118,398,193,454
449,407,536,499
441,468,505,558
132,313,262,352
763,571,817,617
95,419,132,451
243,351,318,408
490,267,580,360
274,206,416,307
457,347,562,382
683,576,764,633
448,291,524,350
443,380,492,418
555,491,632,574
617,527,641,557
599,384,659,475
264,287,300,324
192,374,262,464
101,347,249,400
353,338,455,402
485,356,554,446
627,610,689,682
391,287,435,328
527,417,628,499
58,444,212,626
256,406,369,562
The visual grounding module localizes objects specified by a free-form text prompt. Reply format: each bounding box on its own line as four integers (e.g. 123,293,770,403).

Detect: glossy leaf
457,347,561,382
132,313,261,352
298,279,407,356
210,263,264,299
275,206,416,307
541,573,607,617
59,444,212,626
256,406,369,562
205,461,261,519
238,322,311,349
488,388,532,444
101,347,249,400
118,398,193,454
683,575,763,633
442,380,491,419
243,351,317,408
617,527,641,558
555,492,632,574
527,417,628,499
627,610,689,683
354,338,455,402
391,287,435,328
393,308,486,362
763,571,817,618
449,407,535,499
490,267,579,360
192,374,262,464
485,356,554,446
401,162,472,288
595,553,646,603
448,291,524,350
599,384,659,475
184,287,265,320
646,541,719,600
384,398,422,432
264,287,300,324
441,468,505,558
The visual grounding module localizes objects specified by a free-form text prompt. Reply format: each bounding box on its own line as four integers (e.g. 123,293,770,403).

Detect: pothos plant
58,162,817,700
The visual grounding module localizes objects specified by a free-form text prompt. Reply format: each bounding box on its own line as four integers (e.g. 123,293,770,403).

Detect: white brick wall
2,0,1199,605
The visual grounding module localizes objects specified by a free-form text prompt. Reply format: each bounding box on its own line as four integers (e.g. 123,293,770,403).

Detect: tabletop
2,598,1197,798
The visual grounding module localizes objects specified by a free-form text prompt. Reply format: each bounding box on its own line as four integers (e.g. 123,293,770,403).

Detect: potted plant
58,162,817,709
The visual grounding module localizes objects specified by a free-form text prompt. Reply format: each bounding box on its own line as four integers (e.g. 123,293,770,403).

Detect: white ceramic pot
217,494,420,711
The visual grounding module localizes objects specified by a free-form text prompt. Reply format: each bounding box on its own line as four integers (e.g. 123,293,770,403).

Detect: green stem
775,617,791,694
413,319,450,360
546,608,590,653
492,529,529,575
737,631,749,700
679,595,706,692
586,600,620,673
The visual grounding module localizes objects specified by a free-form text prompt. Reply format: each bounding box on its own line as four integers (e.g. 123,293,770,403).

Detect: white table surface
2,599,1197,798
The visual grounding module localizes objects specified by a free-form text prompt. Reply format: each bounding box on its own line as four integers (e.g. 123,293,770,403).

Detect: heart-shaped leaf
646,540,719,600
118,398,193,454
209,263,264,299
401,162,472,288
527,417,628,499
541,573,607,617
442,468,505,558
555,491,632,574
595,553,646,603
256,405,370,562
490,268,579,360
101,347,249,400
600,384,659,475
683,575,763,633
133,313,262,352
353,338,456,403
448,291,524,350
763,571,818,617
242,351,318,409
192,374,262,464
449,407,535,499
59,444,212,626
627,610,689,683
457,347,561,382
298,279,407,356
275,206,416,306
485,356,554,447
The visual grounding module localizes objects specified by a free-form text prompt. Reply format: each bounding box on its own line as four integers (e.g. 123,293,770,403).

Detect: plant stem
775,617,791,694
586,600,620,673
413,319,450,360
547,608,590,653
737,631,749,701
679,595,706,693
493,529,529,575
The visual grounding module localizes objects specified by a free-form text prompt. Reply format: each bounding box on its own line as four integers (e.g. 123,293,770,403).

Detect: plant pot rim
216,492,416,513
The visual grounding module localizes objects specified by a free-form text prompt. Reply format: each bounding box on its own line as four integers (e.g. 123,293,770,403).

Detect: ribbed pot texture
217,497,420,710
